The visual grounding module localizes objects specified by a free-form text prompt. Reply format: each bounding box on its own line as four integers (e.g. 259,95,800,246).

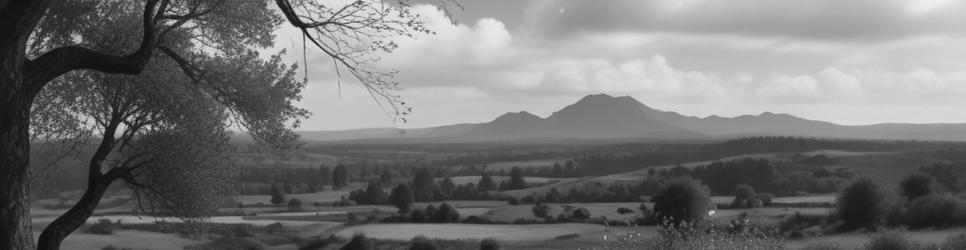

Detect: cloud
524,0,966,41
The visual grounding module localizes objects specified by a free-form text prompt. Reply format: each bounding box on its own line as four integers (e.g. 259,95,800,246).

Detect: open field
440,176,572,186
334,223,607,241
42,230,203,250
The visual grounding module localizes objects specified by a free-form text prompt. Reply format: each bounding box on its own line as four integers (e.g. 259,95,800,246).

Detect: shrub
265,222,284,234
617,207,634,214
288,198,303,210
899,174,941,201
651,177,711,224
434,203,460,222
479,238,501,250
836,177,896,230
531,204,550,218
732,184,757,208
507,197,519,205
86,219,116,235
101,246,118,250
865,230,918,250
572,208,591,220
757,193,773,206
903,194,966,228
408,236,439,250
340,234,373,250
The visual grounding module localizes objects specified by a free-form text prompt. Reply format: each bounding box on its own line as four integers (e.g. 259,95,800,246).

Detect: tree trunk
0,77,36,250
36,180,111,250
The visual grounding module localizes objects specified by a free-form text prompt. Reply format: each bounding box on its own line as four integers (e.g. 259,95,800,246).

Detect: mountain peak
492,111,541,122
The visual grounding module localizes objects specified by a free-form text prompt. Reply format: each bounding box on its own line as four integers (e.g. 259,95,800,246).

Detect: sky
273,0,966,130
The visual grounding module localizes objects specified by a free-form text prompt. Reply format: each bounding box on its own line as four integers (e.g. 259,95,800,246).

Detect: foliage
902,194,966,229
270,184,286,207
509,167,527,190
601,220,783,250
412,168,437,202
918,162,966,193
185,236,268,250
732,184,758,208
572,208,591,220
836,177,896,230
434,203,461,223
800,242,846,250
479,238,501,250
941,232,966,250
408,236,439,250
651,177,711,224
477,173,497,192
898,173,941,201
390,184,415,214
865,230,919,250
287,198,303,210
340,234,374,250
332,165,350,190
531,204,551,218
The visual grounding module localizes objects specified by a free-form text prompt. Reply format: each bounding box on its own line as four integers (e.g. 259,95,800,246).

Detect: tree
477,173,497,192
572,208,591,220
651,177,711,225
271,184,287,209
381,167,393,185
364,180,386,204
340,233,374,250
411,167,436,202
531,204,550,218
731,184,757,208
2,0,447,247
287,198,303,211
320,165,332,187
390,184,415,214
509,167,527,190
899,173,941,201
408,236,439,250
836,177,896,230
480,238,502,250
434,203,460,222
332,164,350,190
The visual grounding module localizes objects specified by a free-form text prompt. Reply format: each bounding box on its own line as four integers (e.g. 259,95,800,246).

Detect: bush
101,246,119,250
731,184,757,208
265,222,284,234
617,207,634,214
865,231,918,250
531,204,550,218
507,198,519,205
836,177,896,230
288,198,303,210
757,193,773,206
572,208,591,220
903,194,966,228
434,203,460,223
340,234,373,250
899,174,941,201
408,236,439,250
651,177,711,224
479,238,501,250
86,219,116,235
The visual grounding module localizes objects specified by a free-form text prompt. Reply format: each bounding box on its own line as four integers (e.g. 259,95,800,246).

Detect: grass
334,223,607,241
484,158,571,172
49,230,203,250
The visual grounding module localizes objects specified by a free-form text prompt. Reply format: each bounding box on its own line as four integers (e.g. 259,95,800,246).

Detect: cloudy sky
275,0,966,130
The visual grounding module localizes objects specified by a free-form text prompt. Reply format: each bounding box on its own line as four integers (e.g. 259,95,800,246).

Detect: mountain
297,94,966,143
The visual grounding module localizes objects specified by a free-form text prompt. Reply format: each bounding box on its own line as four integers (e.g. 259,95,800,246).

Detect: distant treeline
575,136,956,176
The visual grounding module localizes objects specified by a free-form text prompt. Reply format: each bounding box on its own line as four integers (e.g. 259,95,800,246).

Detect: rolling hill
298,94,966,143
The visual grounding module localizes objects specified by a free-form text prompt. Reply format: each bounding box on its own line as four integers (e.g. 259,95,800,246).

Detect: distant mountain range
298,94,966,143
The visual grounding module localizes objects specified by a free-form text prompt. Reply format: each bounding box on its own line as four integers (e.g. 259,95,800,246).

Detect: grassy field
49,230,203,250
440,176,571,186
334,223,606,241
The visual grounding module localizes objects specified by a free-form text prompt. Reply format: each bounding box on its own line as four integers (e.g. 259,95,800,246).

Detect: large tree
0,0,446,249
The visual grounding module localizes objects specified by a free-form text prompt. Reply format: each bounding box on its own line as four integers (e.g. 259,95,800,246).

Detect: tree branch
22,0,162,98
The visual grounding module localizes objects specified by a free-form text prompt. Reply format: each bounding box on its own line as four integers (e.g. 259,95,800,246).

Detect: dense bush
865,231,918,250
572,208,591,220
651,177,711,224
836,177,896,230
731,184,758,208
408,236,439,250
479,238,501,250
340,234,374,250
898,173,941,201
902,194,966,229
531,204,550,218
601,221,783,250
